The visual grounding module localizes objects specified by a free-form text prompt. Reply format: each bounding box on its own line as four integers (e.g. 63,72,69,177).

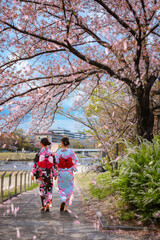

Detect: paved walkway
0,184,147,240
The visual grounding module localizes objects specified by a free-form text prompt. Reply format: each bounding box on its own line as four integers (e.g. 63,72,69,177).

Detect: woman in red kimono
32,138,57,211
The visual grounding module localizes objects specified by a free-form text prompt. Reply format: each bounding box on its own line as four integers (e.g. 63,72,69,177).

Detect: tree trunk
135,87,154,141
156,95,160,134
157,114,160,134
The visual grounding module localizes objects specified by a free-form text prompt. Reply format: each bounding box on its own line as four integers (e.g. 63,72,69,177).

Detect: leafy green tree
59,83,136,160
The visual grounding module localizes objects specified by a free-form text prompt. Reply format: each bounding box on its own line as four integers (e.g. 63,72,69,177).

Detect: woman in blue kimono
55,137,78,212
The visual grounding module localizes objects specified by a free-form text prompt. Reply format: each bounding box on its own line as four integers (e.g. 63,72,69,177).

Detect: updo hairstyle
61,137,70,147
40,138,51,146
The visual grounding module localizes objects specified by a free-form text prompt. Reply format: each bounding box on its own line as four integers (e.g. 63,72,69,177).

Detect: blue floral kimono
55,148,78,206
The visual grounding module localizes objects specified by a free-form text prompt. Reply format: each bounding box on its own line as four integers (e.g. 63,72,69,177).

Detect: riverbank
0,152,91,161
0,152,35,161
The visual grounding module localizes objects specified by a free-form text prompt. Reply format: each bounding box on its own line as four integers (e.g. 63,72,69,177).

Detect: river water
0,161,33,171
0,157,94,172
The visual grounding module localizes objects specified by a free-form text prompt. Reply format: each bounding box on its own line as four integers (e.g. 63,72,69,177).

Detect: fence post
24,172,27,192
28,171,30,188
20,171,23,193
31,173,33,187
0,172,6,204
8,172,13,199
15,171,19,196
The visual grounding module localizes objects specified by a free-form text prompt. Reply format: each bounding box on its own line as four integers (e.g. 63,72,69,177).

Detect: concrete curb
76,182,160,232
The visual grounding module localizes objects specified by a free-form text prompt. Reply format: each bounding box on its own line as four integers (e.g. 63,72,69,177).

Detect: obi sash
58,156,74,169
37,154,54,169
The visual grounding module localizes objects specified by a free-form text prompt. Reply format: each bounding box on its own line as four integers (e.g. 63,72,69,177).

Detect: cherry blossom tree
0,0,159,141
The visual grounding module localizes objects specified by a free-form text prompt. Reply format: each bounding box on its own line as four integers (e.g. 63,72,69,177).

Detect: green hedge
115,138,160,221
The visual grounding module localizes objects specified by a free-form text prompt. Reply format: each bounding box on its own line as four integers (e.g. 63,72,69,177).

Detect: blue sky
18,95,87,132
19,112,85,132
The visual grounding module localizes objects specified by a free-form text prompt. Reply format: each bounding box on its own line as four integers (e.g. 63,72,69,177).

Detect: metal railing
78,157,94,164
0,170,37,204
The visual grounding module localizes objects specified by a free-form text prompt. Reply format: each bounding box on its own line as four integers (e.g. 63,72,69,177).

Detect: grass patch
76,154,91,158
75,172,115,199
89,172,116,199
75,171,116,200
2,181,38,200
0,152,35,161
0,171,13,178
75,172,95,197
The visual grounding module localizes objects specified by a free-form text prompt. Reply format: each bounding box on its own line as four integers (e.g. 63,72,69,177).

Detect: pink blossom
7,209,10,214
92,180,96,185
149,161,153,165
16,228,20,238
124,41,127,50
105,48,109,55
14,207,19,216
74,220,80,225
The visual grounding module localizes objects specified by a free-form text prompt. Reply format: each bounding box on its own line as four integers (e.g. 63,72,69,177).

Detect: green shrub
114,138,160,221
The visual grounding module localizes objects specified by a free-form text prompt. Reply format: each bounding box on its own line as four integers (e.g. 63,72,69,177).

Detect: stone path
0,185,148,240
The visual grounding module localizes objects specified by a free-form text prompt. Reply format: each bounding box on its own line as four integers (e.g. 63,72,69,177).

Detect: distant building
74,132,87,140
34,128,88,143
34,132,53,143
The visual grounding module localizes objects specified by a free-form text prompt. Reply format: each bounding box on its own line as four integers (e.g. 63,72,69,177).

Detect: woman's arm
71,150,78,172
52,152,59,179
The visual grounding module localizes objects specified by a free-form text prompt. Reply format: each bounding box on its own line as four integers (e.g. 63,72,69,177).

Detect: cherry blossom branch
142,23,160,41
148,0,157,22
0,20,67,48
151,90,160,96
151,105,160,112
94,0,136,37
140,0,148,24
0,27,10,34
125,0,141,28
74,17,131,71
19,0,61,9
1,19,134,87
0,70,97,105
0,69,96,88
65,39,133,86
152,31,160,37
0,49,66,69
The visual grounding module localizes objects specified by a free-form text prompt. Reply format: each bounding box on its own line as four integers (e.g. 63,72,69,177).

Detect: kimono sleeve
71,150,78,172
55,150,61,174
31,152,39,176
55,150,61,164
52,154,58,177
32,162,37,176
52,165,58,177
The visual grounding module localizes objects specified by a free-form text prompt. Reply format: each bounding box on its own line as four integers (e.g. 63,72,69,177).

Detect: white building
34,128,88,143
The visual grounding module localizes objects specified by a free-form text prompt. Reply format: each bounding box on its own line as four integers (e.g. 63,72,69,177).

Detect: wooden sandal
60,202,65,211
46,205,49,212
40,206,45,211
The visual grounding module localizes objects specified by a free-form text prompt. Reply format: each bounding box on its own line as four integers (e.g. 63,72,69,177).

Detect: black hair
40,138,51,146
61,137,70,147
